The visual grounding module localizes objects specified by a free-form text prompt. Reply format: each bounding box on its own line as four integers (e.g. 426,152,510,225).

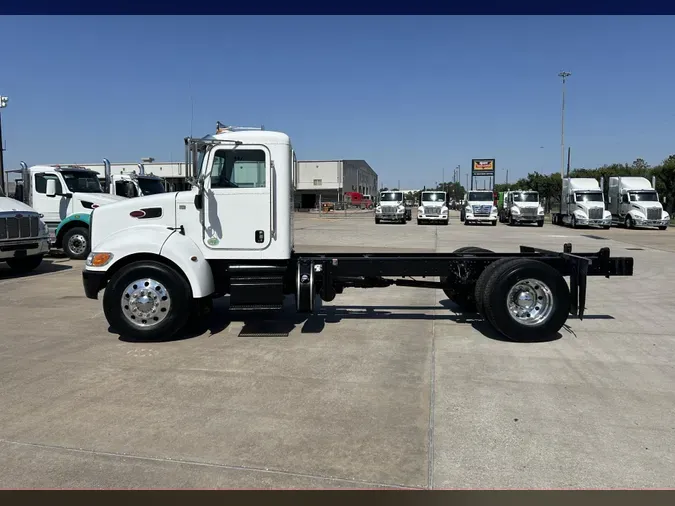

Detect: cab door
201,144,272,251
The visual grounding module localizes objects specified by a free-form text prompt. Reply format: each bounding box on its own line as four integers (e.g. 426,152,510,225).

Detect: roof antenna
189,81,194,138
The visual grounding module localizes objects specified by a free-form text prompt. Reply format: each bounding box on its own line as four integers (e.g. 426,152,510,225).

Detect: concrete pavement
0,213,673,488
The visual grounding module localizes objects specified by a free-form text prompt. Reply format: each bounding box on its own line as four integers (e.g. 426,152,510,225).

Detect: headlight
491,206,498,213
397,205,405,212
511,207,521,214
538,207,545,214
86,252,114,267
465,206,473,213
38,219,49,236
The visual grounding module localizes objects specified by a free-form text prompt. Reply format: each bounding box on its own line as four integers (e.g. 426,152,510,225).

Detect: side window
35,173,63,194
210,149,267,189
115,181,126,196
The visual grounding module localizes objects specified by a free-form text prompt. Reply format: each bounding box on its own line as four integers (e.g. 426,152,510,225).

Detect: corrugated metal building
295,159,378,209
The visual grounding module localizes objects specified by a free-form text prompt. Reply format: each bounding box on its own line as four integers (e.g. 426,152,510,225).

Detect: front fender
628,209,646,220
573,209,588,219
160,232,214,298
55,212,91,238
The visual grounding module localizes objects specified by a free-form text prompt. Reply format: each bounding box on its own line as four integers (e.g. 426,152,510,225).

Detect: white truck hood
513,202,540,209
0,196,40,214
73,192,127,205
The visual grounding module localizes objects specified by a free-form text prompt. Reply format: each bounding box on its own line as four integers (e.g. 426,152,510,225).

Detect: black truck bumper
82,269,107,300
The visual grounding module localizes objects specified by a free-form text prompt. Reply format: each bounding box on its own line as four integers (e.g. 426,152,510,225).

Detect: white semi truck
81,124,634,343
375,191,409,224
0,183,51,273
607,176,669,230
499,190,545,227
460,190,498,226
417,190,449,225
552,177,612,229
11,162,126,259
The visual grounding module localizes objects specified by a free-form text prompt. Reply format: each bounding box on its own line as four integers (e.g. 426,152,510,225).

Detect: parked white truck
607,176,669,230
499,190,545,227
11,162,126,259
100,159,166,198
552,178,612,229
417,190,449,225
0,183,51,273
460,190,498,226
80,124,634,343
375,191,409,224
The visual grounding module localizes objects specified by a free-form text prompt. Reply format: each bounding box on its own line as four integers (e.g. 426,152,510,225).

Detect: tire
185,296,214,334
62,226,90,260
625,215,634,229
441,247,493,312
460,211,465,222
464,219,470,226
475,257,522,317
481,259,571,342
103,260,193,341
491,220,497,227
443,219,449,226
417,219,421,225
602,225,610,230
537,220,544,228
6,254,43,273
571,216,577,229
659,226,668,231
509,215,515,226
375,217,380,224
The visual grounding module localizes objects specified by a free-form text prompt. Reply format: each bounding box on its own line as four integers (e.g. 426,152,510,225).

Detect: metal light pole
0,95,8,192
558,71,571,180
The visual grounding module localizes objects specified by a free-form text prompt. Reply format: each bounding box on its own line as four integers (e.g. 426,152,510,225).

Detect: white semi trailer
552,177,612,229
607,176,669,230
80,123,634,344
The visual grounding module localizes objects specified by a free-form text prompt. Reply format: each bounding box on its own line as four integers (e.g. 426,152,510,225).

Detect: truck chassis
83,243,633,343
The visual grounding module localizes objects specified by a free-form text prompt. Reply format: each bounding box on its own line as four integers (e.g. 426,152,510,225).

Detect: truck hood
467,201,494,206
631,202,663,211
513,202,540,209
0,196,40,214
577,202,605,211
73,192,127,206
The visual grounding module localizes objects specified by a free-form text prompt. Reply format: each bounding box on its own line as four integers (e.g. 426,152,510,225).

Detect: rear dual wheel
476,258,570,342
440,247,493,312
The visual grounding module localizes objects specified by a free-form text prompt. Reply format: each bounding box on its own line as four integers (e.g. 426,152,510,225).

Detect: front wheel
537,220,544,228
375,217,380,224
6,254,43,273
62,226,90,260
103,260,193,341
625,215,634,229
443,219,449,226
491,220,497,227
659,226,668,231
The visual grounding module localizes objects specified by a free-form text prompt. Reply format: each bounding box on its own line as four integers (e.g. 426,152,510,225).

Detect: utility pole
0,95,8,192
558,71,571,180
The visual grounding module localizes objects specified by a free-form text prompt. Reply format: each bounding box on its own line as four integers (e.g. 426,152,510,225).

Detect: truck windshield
61,170,103,193
468,191,493,201
137,177,165,195
0,184,5,197
421,192,446,202
629,191,658,202
512,192,539,203
381,192,403,202
575,192,603,202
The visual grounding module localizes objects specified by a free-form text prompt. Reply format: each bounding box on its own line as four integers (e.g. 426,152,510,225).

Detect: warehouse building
295,159,378,209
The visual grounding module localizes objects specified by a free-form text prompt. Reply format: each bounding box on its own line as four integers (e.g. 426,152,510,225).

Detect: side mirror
46,178,57,197
194,193,203,210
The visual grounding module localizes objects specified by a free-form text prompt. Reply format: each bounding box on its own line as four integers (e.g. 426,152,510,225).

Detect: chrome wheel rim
121,278,171,328
68,234,87,255
506,278,554,327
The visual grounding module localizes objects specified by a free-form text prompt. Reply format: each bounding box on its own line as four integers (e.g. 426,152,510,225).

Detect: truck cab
375,191,408,224
0,183,51,273
461,190,498,226
554,178,612,229
417,190,449,225
12,163,126,259
100,159,167,198
608,176,669,230
499,190,544,227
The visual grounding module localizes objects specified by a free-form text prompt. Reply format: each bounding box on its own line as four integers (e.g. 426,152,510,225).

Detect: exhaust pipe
652,175,657,189
600,176,605,193
137,163,145,176
19,161,30,206
102,158,111,193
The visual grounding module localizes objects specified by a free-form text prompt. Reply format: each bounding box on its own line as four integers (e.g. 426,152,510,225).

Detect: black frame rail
294,244,634,320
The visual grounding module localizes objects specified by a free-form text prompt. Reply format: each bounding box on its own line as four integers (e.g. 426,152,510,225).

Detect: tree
653,155,675,214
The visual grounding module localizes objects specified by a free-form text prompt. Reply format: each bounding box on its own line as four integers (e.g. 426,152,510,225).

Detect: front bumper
633,218,669,227
418,214,448,221
377,212,406,221
465,215,497,222
0,237,50,260
82,268,107,299
575,217,612,226
512,214,544,222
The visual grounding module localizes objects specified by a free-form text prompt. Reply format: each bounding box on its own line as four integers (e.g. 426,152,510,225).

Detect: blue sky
1,15,674,188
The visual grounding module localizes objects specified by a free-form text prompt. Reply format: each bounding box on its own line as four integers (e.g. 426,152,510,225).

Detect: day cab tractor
460,190,498,226
417,190,449,225
498,190,545,227
375,191,410,223
81,124,635,343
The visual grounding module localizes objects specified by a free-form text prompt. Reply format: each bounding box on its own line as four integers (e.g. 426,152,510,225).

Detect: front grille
424,206,441,216
0,215,40,241
520,207,538,217
647,208,661,221
472,205,492,217
588,208,604,220
381,206,398,216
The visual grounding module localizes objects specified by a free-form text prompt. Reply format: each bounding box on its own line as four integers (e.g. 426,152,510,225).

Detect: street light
558,71,571,180
0,95,8,191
